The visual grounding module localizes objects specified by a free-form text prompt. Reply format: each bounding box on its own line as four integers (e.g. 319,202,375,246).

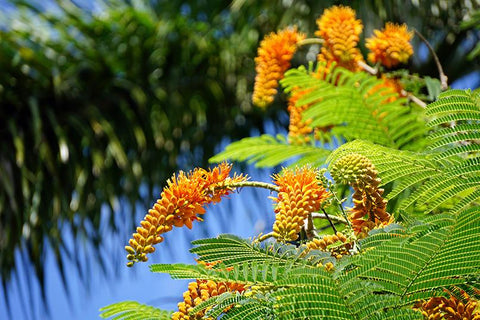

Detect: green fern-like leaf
144,205,479,320
351,207,480,304
150,261,289,285
189,234,326,268
209,134,330,167
328,138,480,214
327,89,480,214
281,65,427,150
99,301,172,320
220,299,274,320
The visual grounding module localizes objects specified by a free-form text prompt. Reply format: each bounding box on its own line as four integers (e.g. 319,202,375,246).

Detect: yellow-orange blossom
252,27,305,108
272,167,330,241
125,163,247,266
366,23,413,68
315,5,364,71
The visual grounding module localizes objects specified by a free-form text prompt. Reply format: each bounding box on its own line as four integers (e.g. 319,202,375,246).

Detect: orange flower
172,279,245,319
315,6,364,71
330,154,392,237
252,27,306,108
125,163,247,266
305,232,353,259
367,75,406,103
366,23,413,68
272,167,330,241
288,88,315,145
414,289,480,320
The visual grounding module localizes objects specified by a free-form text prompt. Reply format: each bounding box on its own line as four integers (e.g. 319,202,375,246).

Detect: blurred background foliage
0,0,479,313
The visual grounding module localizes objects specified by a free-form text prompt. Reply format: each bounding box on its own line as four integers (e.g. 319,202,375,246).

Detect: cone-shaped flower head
330,153,376,187
272,167,330,241
366,23,413,68
315,5,364,71
125,163,247,266
252,27,306,108
330,154,392,237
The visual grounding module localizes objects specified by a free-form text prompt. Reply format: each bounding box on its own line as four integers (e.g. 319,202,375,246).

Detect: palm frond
209,134,330,167
99,301,172,320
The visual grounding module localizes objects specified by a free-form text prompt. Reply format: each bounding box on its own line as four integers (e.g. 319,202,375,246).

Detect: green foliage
282,65,427,150
0,0,269,303
99,301,172,320
211,65,427,168
145,206,479,319
210,134,330,168
461,9,480,60
329,89,480,214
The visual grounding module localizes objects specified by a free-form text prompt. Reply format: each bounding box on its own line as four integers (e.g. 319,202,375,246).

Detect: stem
305,214,316,240
403,90,427,108
414,29,448,90
311,212,347,224
357,60,427,108
321,208,338,234
223,181,280,192
357,61,377,75
254,232,275,243
297,38,324,47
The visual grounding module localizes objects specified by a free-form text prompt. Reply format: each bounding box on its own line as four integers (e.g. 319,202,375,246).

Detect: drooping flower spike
252,27,306,108
125,163,247,266
315,5,364,71
366,22,414,68
172,278,246,320
287,88,315,145
330,153,393,238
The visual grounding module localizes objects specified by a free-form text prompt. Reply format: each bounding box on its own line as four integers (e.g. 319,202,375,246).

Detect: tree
100,4,480,319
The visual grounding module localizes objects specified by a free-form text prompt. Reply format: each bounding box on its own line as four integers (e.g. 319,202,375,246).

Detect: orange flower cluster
367,75,405,103
125,163,247,266
252,27,306,108
366,23,413,68
305,232,353,259
272,167,330,241
287,88,315,145
415,289,480,320
315,6,364,71
172,279,246,320
330,154,392,238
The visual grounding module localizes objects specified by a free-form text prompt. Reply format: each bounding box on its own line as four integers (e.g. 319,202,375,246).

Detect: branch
222,181,280,192
311,212,347,224
414,29,448,90
357,60,427,109
253,232,275,243
297,38,324,47
402,90,427,108
357,61,377,75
